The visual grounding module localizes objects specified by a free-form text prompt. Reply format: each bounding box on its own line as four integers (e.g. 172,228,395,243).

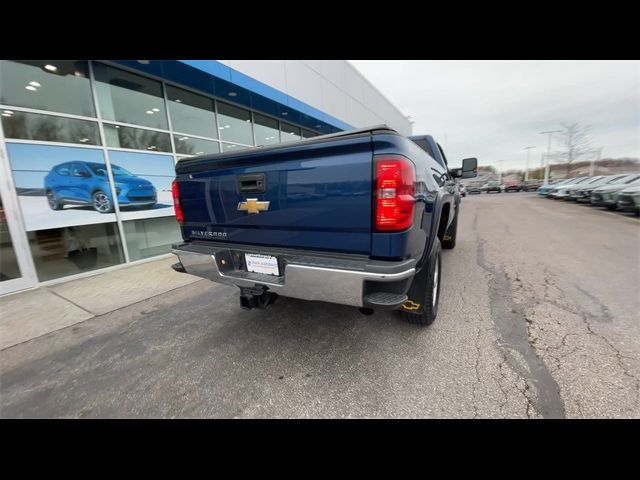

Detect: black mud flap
400,264,429,314
398,236,441,326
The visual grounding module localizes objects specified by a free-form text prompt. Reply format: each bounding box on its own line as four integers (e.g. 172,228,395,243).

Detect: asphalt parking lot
1,193,638,418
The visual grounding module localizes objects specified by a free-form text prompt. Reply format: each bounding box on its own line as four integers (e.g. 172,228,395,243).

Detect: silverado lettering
190,230,228,238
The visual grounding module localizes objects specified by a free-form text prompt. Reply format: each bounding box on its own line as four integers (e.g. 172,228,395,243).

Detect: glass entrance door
0,163,36,295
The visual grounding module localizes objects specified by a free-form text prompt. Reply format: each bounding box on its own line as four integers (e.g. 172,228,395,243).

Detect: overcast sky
350,60,640,170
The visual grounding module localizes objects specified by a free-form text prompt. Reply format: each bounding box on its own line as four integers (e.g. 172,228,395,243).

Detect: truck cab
408,134,468,234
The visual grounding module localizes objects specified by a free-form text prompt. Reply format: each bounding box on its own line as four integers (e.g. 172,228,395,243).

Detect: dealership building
0,60,411,295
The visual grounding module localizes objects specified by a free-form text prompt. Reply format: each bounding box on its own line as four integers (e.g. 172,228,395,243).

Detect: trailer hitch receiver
239,286,278,310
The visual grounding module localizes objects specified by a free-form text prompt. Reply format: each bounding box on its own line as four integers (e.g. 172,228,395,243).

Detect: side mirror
461,157,477,178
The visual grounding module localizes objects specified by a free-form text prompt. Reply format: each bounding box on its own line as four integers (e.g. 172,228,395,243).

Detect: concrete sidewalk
0,257,202,350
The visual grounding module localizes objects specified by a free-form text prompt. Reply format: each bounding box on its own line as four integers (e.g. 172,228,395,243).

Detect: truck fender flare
418,193,448,272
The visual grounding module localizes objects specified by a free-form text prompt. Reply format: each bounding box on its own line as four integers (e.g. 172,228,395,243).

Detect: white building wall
219,60,412,135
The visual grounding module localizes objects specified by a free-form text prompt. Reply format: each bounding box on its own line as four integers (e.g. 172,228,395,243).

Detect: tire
92,190,114,213
46,191,63,211
442,211,458,249
399,237,442,326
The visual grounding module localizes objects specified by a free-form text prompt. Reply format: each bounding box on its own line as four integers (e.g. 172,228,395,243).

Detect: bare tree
553,122,594,176
478,165,497,175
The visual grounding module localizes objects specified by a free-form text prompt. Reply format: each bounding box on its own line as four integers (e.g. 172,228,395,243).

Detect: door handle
237,173,266,194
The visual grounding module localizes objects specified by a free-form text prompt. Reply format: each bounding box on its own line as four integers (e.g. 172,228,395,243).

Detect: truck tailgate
176,134,373,254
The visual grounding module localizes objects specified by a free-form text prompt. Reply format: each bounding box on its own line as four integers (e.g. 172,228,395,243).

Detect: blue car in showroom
44,161,156,213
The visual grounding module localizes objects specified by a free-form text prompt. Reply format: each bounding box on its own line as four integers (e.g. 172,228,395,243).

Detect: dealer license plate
244,253,279,276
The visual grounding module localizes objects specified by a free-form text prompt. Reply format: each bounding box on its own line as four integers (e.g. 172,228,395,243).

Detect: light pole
524,146,536,181
590,147,602,176
540,130,562,185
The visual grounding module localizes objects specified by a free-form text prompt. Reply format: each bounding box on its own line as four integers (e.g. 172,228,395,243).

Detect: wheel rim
432,256,439,308
93,192,111,212
46,192,57,208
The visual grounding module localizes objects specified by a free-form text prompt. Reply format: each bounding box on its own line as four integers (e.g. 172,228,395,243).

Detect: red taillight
374,156,415,232
172,179,184,224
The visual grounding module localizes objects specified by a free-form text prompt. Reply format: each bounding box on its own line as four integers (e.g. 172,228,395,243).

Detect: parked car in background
45,161,157,214
466,182,482,194
565,175,618,201
616,185,640,215
483,180,501,193
573,174,634,203
566,175,608,201
537,178,572,197
503,179,522,192
522,179,543,191
548,177,591,199
557,176,603,200
591,175,640,209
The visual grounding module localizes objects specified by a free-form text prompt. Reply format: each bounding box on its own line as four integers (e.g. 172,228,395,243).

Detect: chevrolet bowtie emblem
402,300,421,311
237,198,270,214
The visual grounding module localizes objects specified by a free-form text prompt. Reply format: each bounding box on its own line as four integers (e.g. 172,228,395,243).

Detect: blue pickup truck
170,126,477,326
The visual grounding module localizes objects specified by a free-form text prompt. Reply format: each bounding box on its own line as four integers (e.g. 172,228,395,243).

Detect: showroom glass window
103,124,171,152
93,63,168,130
173,134,219,156
2,111,101,146
4,143,124,282
302,129,318,139
221,143,249,152
217,102,253,145
0,191,22,282
166,85,217,139
106,150,175,220
0,60,95,117
281,122,301,143
123,217,181,262
253,113,280,146
106,150,180,260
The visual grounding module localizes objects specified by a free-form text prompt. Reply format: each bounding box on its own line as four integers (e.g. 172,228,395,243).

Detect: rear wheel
399,238,441,326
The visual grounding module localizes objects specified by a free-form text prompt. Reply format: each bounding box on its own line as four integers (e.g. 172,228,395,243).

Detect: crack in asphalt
498,350,538,418
473,210,566,418
582,319,640,398
573,283,613,323
471,324,481,419
533,272,639,403
495,357,510,415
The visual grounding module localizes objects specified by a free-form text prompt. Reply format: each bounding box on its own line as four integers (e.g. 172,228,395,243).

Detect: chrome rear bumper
172,243,416,308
